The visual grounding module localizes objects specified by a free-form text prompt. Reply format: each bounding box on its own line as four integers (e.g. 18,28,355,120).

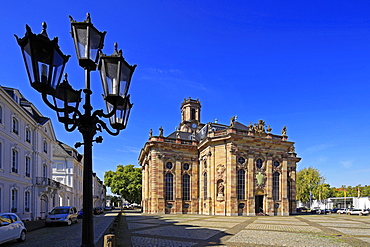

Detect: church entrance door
255,195,264,214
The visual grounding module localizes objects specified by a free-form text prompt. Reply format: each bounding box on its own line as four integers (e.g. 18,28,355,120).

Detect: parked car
296,207,309,213
93,207,103,215
77,209,84,219
347,208,369,216
45,206,79,226
0,213,27,244
104,206,112,211
337,208,347,214
317,209,330,214
331,208,340,213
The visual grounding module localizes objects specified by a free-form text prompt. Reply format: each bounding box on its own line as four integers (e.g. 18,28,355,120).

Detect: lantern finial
41,22,48,37
86,13,91,22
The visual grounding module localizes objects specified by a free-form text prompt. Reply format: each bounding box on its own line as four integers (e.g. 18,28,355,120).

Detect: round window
273,161,280,167
166,162,173,169
256,159,263,169
183,163,190,170
238,157,245,164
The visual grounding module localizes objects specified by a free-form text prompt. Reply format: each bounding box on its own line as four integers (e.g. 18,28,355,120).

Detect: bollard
103,234,115,247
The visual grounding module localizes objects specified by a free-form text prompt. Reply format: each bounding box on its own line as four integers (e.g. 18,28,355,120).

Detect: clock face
191,123,197,129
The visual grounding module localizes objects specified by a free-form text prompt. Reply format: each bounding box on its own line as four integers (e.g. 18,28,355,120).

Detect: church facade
139,98,301,216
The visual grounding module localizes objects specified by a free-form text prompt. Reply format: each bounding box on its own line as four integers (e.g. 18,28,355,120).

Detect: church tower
179,98,201,133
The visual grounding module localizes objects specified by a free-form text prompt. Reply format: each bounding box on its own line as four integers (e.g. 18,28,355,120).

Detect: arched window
25,156,31,177
273,160,280,167
0,142,2,169
12,149,18,173
25,128,31,143
43,140,48,153
203,173,207,199
273,172,280,201
25,191,30,212
256,158,263,169
43,164,47,178
12,117,19,135
0,105,2,124
11,188,18,212
165,173,174,201
237,169,245,200
182,174,190,201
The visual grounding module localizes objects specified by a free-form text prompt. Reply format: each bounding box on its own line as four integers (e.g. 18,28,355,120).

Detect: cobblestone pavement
117,212,370,247
2,211,119,247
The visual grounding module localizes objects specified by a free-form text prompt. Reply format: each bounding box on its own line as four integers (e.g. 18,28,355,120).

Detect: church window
273,172,280,201
165,173,174,200
182,174,190,201
183,163,190,170
273,160,280,167
238,157,245,164
203,173,207,199
256,159,263,169
237,169,245,200
166,162,173,169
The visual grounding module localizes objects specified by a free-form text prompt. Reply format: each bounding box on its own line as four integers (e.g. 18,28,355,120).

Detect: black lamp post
15,13,136,247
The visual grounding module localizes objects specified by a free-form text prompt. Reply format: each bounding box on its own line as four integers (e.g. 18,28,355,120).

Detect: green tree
296,167,326,203
104,164,142,204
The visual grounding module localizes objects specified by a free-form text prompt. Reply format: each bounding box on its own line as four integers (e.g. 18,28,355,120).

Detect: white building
52,141,84,210
93,172,106,208
0,86,57,221
298,197,370,210
0,86,106,220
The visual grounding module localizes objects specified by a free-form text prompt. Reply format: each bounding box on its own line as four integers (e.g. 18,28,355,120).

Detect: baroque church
139,98,301,216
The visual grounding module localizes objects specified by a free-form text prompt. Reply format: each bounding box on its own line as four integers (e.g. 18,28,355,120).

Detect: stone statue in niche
217,181,225,201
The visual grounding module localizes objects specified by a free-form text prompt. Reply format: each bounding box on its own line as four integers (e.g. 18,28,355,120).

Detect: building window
25,129,31,143
11,189,18,213
237,169,245,200
183,163,190,171
25,156,31,177
165,173,174,201
43,141,48,153
256,158,263,169
0,142,2,169
12,118,19,135
165,162,173,169
12,149,18,173
25,191,30,212
273,160,280,167
182,174,190,201
0,106,2,124
238,157,245,165
43,164,47,177
273,172,280,201
0,187,2,212
203,173,207,199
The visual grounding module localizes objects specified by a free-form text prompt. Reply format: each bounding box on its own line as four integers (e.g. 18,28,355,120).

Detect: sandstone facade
139,98,301,216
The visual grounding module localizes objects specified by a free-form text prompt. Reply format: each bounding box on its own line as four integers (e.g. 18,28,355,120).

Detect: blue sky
1,1,370,188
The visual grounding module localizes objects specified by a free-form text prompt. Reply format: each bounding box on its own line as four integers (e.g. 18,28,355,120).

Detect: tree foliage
296,167,327,203
104,164,142,204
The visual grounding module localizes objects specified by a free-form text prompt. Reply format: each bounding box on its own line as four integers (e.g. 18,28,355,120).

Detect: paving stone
131,236,197,246
227,230,349,246
132,225,226,240
329,227,370,236
246,223,322,233
253,220,309,225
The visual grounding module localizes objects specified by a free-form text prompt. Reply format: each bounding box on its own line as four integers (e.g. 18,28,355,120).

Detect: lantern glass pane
89,28,102,62
106,61,119,95
21,45,34,83
119,61,131,97
76,27,88,59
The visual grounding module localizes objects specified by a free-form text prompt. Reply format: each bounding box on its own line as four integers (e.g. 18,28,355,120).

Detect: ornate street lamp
15,13,136,247
15,22,70,95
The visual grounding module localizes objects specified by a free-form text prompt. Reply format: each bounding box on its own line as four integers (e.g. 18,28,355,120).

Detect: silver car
45,206,79,226
0,213,27,244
